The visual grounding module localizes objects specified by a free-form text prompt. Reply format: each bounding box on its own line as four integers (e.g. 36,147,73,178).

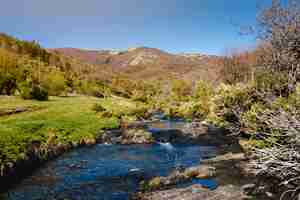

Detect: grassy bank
0,96,119,166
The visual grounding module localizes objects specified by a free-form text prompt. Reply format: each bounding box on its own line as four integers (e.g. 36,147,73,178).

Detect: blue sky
0,0,271,55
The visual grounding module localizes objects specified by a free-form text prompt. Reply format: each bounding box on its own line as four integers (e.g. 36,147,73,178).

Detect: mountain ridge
48,47,222,83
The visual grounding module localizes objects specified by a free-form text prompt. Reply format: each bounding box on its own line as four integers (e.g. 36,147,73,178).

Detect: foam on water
158,142,175,151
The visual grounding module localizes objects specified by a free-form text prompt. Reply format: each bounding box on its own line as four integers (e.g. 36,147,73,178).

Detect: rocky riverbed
1,118,272,200
100,119,273,200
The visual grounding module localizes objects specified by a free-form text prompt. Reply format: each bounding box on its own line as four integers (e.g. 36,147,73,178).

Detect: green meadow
0,96,120,165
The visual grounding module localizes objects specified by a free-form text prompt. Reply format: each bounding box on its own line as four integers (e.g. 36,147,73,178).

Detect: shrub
18,81,33,99
193,81,214,119
241,103,268,135
77,81,107,98
171,79,193,102
45,71,67,96
31,85,48,101
254,70,289,97
131,89,149,103
97,98,149,120
219,52,254,84
0,74,17,95
272,83,300,117
166,101,212,120
92,103,106,113
256,0,300,89
194,80,214,99
19,81,48,101
88,85,105,98
207,83,264,128
110,77,136,98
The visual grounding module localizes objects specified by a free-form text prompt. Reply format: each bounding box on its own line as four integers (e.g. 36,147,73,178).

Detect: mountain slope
49,47,222,83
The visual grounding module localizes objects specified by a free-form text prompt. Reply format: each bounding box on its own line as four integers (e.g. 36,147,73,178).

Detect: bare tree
257,0,300,91
220,49,256,84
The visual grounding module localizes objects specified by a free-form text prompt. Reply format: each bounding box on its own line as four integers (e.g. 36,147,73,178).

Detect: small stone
148,177,163,190
265,191,274,198
85,138,96,146
242,184,255,194
192,188,201,194
184,165,216,179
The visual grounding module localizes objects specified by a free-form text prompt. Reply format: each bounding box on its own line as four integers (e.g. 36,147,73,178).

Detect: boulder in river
101,128,154,144
101,129,123,144
141,165,216,191
182,121,209,137
122,129,155,144
184,165,216,179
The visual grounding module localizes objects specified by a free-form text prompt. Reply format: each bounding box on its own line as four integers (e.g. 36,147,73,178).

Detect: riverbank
2,119,221,199
0,96,121,191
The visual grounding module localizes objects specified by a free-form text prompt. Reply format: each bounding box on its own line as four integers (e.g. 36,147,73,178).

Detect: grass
0,96,119,165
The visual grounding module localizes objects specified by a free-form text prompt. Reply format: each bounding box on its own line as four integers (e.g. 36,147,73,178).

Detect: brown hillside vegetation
49,47,222,83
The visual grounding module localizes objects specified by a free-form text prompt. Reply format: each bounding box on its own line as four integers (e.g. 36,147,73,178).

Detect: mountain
0,32,223,99
0,31,223,85
49,47,222,83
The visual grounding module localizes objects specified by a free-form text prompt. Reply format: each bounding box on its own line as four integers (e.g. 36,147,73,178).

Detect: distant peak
128,46,153,51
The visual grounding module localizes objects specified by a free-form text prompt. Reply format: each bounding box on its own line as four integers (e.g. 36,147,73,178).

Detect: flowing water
3,120,218,200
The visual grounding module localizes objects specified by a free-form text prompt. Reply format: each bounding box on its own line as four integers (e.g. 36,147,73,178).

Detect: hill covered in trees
0,33,223,101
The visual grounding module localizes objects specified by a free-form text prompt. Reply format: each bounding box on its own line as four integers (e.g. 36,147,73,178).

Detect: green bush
254,70,289,96
272,83,300,117
192,81,214,119
207,83,264,127
77,81,107,98
19,81,48,101
131,89,149,103
31,85,48,101
206,81,298,148
0,74,17,95
45,71,67,96
241,103,268,134
171,79,193,102
194,80,214,99
89,86,105,98
92,103,106,113
18,81,33,99
97,97,149,120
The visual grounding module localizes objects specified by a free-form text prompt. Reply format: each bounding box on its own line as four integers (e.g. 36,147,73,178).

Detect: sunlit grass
0,96,119,164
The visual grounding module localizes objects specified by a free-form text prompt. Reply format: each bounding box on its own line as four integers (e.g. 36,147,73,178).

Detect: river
4,120,218,200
